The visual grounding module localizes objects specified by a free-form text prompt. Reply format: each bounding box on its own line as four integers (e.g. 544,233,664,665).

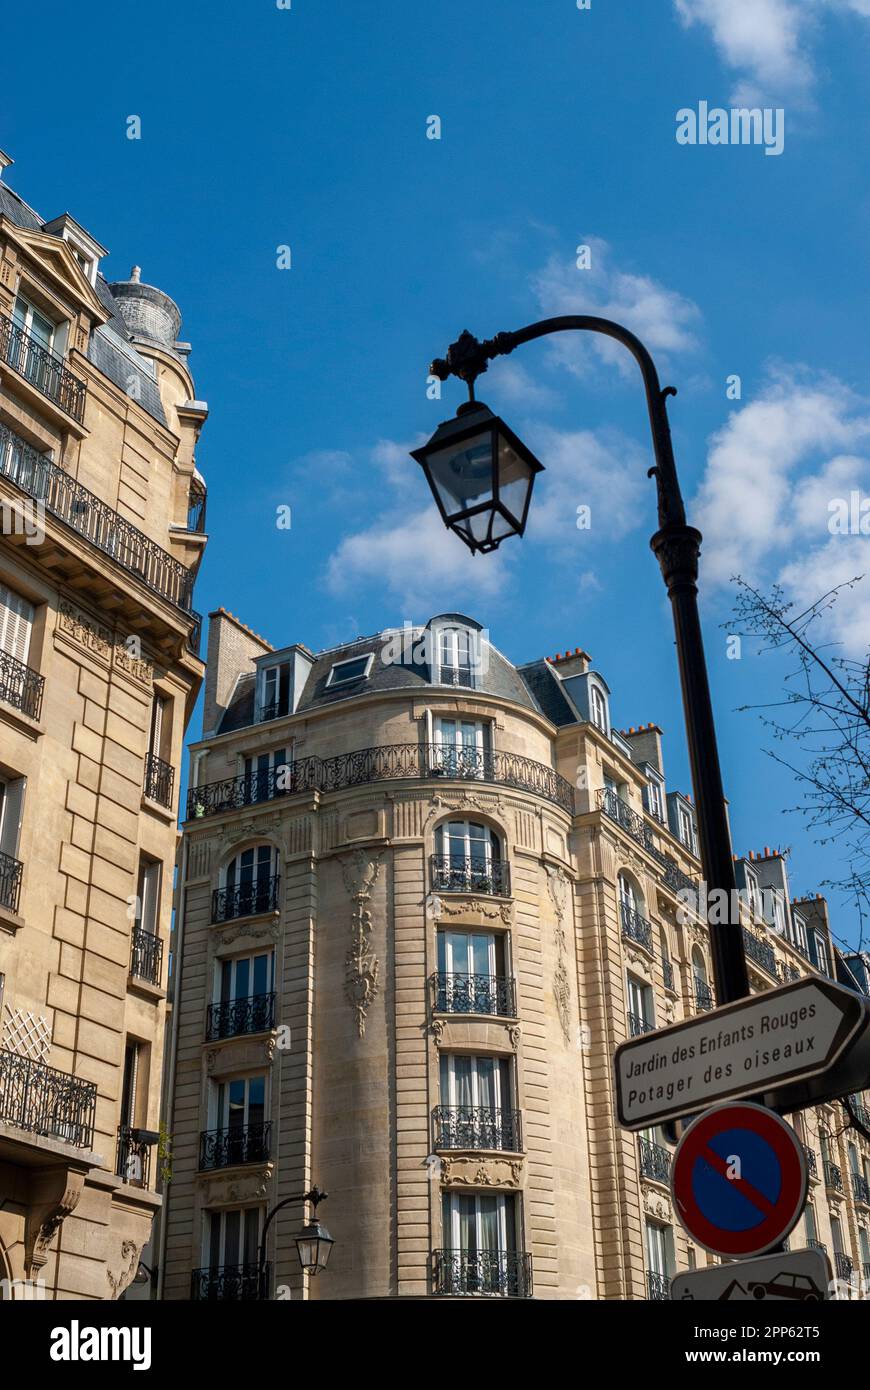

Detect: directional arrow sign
614,976,868,1130
671,1248,832,1302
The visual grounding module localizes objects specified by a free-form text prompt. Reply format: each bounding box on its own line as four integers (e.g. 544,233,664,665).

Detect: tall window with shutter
0,583,34,664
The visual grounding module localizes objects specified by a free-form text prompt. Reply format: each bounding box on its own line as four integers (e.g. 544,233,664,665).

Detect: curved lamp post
258,1185,333,1298
413,318,750,1006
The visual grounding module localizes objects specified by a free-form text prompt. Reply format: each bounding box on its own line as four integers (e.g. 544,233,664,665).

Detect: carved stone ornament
219,814,284,850
113,642,153,686
422,791,506,834
438,897,512,925
642,1187,672,1222
25,1168,86,1275
545,865,572,1044
625,946,653,979
508,1024,522,1051
440,1156,523,1190
213,920,280,947
57,600,112,660
431,1018,446,1046
340,850,383,1037
106,1239,142,1299
204,1167,273,1205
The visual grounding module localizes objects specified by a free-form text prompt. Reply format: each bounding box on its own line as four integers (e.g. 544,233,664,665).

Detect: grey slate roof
517,658,580,726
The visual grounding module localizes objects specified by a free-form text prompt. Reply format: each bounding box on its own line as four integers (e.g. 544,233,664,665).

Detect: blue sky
4,0,869,948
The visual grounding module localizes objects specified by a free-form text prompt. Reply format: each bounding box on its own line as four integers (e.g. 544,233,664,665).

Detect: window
790,913,808,956
149,693,170,760
859,1227,870,1273
220,845,279,918
645,1220,674,1297
589,683,608,733
325,653,374,688
434,820,503,894
216,949,275,1010
831,1216,844,1256
136,857,161,937
242,746,292,801
627,973,654,1035
205,1206,263,1274
440,1052,513,1112
692,948,713,1011
432,717,490,777
645,778,664,822
13,295,56,351
677,804,697,854
813,932,830,977
661,931,675,991
212,1074,268,1158
0,583,34,665
0,774,25,860
436,627,477,688
257,661,290,721
440,1192,522,1294
805,1202,818,1246
436,929,510,1015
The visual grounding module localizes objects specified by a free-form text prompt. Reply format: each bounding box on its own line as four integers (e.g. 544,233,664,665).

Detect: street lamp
258,1185,333,1298
414,317,750,1006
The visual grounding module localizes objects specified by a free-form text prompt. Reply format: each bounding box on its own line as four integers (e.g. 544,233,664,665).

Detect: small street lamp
415,317,750,1006
258,1185,333,1298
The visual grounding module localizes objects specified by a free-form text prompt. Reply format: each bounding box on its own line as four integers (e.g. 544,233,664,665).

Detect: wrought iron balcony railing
849,1094,870,1130
694,976,715,1013
662,958,675,992
597,788,698,898
0,647,44,720
864,1262,870,1284
803,1144,818,1178
431,972,517,1018
206,991,276,1041
628,1011,655,1038
212,875,280,924
851,1172,870,1205
430,854,511,897
187,742,575,819
638,1137,672,1184
191,1263,267,1301
0,422,201,640
742,927,777,976
438,664,475,688
0,314,87,421
199,1121,272,1171
0,1046,97,1148
778,960,802,985
824,1160,843,1192
647,1270,670,1301
0,849,23,915
808,1239,827,1252
187,480,207,534
432,1249,532,1298
143,752,174,809
621,901,653,953
116,1125,152,1187
835,1252,853,1281
433,1105,522,1153
130,926,163,987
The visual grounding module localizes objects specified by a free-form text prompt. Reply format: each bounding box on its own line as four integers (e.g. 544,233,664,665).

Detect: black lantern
411,401,544,554
295,1215,334,1275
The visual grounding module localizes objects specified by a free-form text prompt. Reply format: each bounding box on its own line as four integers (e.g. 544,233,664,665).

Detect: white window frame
627,973,654,1028
435,626,479,688
203,1205,263,1270
442,1190,515,1255
214,948,275,1007
325,652,374,688
589,682,608,733
677,803,697,854
440,1053,513,1112
212,1072,269,1132
0,582,35,664
13,293,57,351
645,778,664,822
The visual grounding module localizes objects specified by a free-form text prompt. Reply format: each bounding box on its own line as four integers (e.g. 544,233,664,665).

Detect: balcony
0,314,87,422
742,927,777,977
212,875,280,924
662,959,675,992
835,1252,853,1281
206,992,276,1041
432,1249,532,1298
849,1094,870,1130
430,854,510,897
0,1047,97,1148
852,1172,870,1205
597,788,698,897
803,1144,818,1178
199,1121,272,1170
187,742,575,820
647,1270,670,1301
0,849,23,915
433,1105,522,1153
621,901,653,953
808,1239,827,1253
130,926,163,987
628,1012,655,1038
143,752,174,809
432,972,516,1018
115,1125,152,1188
0,648,44,721
694,976,715,1013
778,960,801,985
824,1160,843,1192
0,422,201,644
638,1136,672,1184
191,1263,266,1301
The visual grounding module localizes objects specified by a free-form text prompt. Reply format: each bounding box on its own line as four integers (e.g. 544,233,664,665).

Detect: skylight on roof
326,653,374,687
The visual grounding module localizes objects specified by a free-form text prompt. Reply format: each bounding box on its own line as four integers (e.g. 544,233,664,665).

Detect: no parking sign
671,1101,808,1258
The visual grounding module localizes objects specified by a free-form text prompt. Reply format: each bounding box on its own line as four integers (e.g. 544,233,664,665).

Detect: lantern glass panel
424,429,495,517
497,436,535,527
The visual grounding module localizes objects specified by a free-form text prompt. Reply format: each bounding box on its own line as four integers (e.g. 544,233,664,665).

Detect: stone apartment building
162,610,870,1300
0,152,207,1299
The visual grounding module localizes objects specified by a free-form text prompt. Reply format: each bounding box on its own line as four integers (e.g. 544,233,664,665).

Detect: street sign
671,1102,808,1258
614,976,868,1130
671,1247,832,1302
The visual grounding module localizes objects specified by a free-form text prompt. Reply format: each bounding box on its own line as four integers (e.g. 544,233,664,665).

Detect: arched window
618,873,638,913
433,820,505,895
692,948,713,1011
589,683,608,733
661,930,674,991
217,844,279,922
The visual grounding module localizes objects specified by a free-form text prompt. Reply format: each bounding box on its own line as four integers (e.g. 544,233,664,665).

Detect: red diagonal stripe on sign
699,1143,777,1218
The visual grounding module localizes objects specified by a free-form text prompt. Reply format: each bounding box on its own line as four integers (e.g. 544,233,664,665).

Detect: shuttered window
0,584,34,664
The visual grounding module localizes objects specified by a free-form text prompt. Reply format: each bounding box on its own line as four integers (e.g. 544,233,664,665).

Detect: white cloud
530,237,702,379
522,424,649,549
675,0,816,103
693,367,870,655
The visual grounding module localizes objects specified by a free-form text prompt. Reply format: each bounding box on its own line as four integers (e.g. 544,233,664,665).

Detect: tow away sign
615,977,868,1130
671,1248,832,1302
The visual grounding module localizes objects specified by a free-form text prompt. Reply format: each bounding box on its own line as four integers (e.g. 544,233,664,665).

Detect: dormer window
436,626,476,688
589,683,608,733
677,804,697,855
644,777,664,823
326,652,374,688
42,214,106,288
257,661,290,722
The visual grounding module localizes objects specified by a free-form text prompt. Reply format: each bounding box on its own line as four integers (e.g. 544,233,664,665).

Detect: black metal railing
187,481,207,534
849,1094,870,1130
803,1144,818,1178
212,875,280,924
597,788,698,899
835,1252,853,1281
115,1125,152,1187
0,422,200,636
432,1249,532,1298
143,752,174,809
778,960,802,984
438,664,476,688
808,1239,827,1252
191,1263,267,1301
852,1172,870,1205
199,1121,272,1171
662,959,674,992
647,1271,670,1301
130,926,163,986
638,1137,672,1184
628,1012,655,1038
431,972,516,1018
0,1047,97,1148
824,1160,843,1192
206,991,276,1041
186,742,575,820
694,976,715,1013
433,1105,522,1153
621,901,653,952
0,849,23,914
0,647,44,720
743,927,777,976
430,854,511,897
0,314,87,421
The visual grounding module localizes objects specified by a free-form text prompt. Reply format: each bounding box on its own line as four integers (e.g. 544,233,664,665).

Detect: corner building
164,612,870,1300
0,154,206,1298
